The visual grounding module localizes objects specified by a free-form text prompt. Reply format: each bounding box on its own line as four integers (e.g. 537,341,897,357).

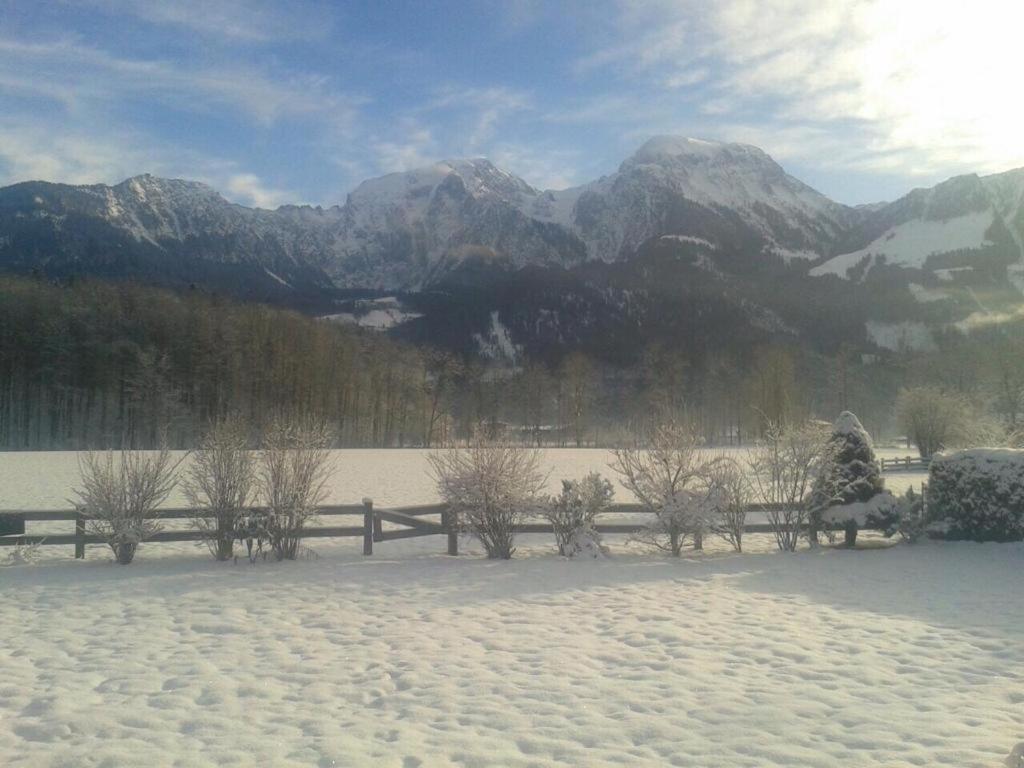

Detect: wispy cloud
223,174,297,208
0,37,362,125
421,86,532,153
71,0,335,42
575,0,1024,179
489,143,584,190
367,122,438,176
0,115,295,208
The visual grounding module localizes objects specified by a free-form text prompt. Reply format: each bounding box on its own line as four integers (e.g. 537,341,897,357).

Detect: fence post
443,505,458,556
362,498,373,555
74,508,86,559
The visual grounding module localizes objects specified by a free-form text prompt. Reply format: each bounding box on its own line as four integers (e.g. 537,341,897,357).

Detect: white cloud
0,37,362,126
0,117,163,185
0,115,294,211
489,143,584,190
422,86,532,152
71,0,334,42
223,174,296,208
577,0,1024,179
367,123,438,175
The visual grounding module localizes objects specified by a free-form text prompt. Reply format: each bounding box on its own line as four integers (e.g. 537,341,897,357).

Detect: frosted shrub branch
428,432,546,559
611,421,724,556
749,421,835,552
257,416,335,561
182,415,256,561
545,473,614,556
706,456,749,552
74,446,184,564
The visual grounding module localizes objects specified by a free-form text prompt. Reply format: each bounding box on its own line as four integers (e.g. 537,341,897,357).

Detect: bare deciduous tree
74,447,184,564
257,416,335,561
428,432,546,559
611,421,723,556
183,415,255,561
749,421,836,552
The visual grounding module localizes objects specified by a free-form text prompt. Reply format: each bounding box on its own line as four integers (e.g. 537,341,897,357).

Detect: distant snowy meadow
0,447,927,511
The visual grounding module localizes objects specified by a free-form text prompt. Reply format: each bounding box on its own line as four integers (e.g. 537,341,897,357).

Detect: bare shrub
428,433,546,559
2,540,45,566
611,421,723,556
706,457,749,552
896,386,968,458
257,417,335,561
545,473,614,556
74,447,184,564
749,421,836,552
182,415,256,561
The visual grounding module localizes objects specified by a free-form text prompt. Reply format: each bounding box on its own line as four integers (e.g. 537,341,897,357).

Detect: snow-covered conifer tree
813,411,893,547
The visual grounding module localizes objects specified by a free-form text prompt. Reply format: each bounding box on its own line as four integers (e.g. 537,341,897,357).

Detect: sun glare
856,0,1024,173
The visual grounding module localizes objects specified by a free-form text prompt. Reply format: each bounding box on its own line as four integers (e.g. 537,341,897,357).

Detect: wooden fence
880,456,929,472
0,501,885,560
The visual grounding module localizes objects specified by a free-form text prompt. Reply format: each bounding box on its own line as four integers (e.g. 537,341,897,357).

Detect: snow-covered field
4,450,1014,768
3,536,1022,767
0,447,928,511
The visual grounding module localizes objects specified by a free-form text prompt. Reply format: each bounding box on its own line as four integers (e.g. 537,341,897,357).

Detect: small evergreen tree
812,411,889,547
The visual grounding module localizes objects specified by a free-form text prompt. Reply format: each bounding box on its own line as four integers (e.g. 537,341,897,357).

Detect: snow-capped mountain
0,173,343,301
812,169,1024,289
328,158,585,288
530,136,857,264
3,136,1024,360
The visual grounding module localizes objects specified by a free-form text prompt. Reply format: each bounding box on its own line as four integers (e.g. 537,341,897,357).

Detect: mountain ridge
3,136,1024,361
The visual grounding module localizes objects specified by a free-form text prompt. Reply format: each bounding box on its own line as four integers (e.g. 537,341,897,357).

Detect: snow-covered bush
428,433,546,559
881,487,927,543
545,473,614,557
927,449,1024,541
750,420,836,552
73,447,184,564
705,457,749,552
183,415,256,561
565,526,608,559
611,422,722,556
813,411,893,547
896,386,967,458
257,417,335,561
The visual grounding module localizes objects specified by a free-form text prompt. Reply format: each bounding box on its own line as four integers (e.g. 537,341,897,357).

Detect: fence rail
881,456,929,472
0,500,887,560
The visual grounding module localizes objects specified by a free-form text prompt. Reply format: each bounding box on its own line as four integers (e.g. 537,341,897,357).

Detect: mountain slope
812,169,1024,284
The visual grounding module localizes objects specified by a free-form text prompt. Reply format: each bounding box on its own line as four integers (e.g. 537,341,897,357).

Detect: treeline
0,277,459,449
3,275,1023,450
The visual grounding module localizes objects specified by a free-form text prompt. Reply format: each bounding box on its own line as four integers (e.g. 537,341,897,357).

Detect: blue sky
1,0,1022,207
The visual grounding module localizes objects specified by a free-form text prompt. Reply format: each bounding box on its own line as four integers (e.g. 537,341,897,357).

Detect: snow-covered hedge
928,449,1024,541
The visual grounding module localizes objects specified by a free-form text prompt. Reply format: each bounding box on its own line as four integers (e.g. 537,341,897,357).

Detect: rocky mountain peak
623,135,773,170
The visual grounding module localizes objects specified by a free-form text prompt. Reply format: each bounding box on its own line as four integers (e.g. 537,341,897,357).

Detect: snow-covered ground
2,534,1021,767
4,449,1002,768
